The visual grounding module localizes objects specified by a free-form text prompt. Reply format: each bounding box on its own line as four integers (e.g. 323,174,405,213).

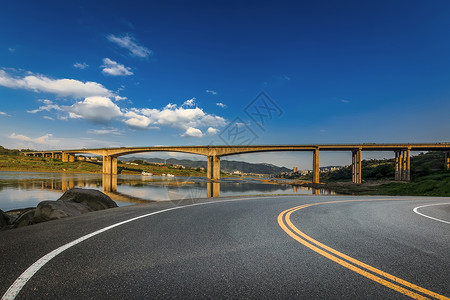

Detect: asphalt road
1,195,449,299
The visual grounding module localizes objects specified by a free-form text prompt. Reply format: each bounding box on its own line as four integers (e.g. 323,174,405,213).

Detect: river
0,171,336,211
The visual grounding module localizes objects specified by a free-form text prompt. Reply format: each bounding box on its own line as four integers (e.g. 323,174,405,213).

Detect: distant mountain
121,157,292,174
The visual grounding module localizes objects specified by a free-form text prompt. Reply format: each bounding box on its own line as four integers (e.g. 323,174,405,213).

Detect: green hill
321,151,450,196
323,151,446,182
122,157,292,175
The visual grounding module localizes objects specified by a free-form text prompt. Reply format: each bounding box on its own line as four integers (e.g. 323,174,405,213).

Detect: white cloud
0,69,112,98
193,114,226,128
206,90,217,95
114,95,127,101
0,111,11,117
65,96,123,124
152,107,205,127
206,127,218,135
341,99,350,103
9,133,53,144
183,97,196,107
165,103,176,109
123,102,226,132
8,48,15,53
182,127,203,138
27,99,62,114
107,34,152,58
6,133,121,150
73,62,89,69
216,102,226,108
87,128,122,135
123,110,152,129
21,84,226,136
101,58,133,76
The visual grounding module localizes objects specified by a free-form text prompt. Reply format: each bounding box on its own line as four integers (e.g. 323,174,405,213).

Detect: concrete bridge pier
103,156,118,175
62,153,76,162
352,149,362,184
402,149,410,181
395,150,402,181
207,156,221,181
446,151,450,170
395,149,410,181
312,149,319,184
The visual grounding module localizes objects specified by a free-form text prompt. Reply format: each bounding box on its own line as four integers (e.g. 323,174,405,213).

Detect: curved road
1,196,449,299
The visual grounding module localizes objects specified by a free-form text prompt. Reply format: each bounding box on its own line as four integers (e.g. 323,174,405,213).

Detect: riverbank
0,154,249,178
268,171,450,196
0,154,209,177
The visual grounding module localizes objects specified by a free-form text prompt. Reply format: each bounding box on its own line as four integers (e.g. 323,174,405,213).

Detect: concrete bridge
24,143,450,187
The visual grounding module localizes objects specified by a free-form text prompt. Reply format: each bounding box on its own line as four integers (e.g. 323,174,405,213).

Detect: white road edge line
1,196,285,300
413,203,450,225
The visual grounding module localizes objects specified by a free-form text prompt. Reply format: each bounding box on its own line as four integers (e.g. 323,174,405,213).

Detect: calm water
0,171,336,211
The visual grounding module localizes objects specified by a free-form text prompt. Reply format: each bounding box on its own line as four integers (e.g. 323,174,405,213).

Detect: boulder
13,209,36,228
33,189,117,224
58,188,117,211
0,209,15,229
33,200,91,223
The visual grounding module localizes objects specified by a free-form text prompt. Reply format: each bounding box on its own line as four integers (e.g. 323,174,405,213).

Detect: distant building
293,166,298,173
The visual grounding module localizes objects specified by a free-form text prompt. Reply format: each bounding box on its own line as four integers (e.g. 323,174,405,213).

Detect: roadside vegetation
280,151,449,196
322,171,450,196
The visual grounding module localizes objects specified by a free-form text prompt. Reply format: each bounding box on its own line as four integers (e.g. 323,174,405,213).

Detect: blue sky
1,1,449,168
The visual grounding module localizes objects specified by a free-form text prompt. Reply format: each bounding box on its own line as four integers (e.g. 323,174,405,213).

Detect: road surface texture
1,195,449,299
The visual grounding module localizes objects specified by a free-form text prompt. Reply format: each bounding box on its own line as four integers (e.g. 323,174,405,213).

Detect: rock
1,209,15,229
13,209,36,228
33,189,117,224
33,200,91,223
58,188,117,211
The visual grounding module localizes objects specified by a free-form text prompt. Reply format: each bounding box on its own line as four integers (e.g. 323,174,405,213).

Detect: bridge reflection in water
102,174,324,201
4,172,330,207
69,175,330,200
36,174,325,199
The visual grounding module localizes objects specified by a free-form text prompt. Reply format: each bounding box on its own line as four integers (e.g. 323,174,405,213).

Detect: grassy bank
0,154,103,173
0,153,208,177
361,172,450,196
274,151,450,197
281,171,449,197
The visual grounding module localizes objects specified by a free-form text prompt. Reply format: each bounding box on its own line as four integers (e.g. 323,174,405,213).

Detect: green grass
0,154,103,173
323,171,450,196
0,153,209,177
373,172,450,196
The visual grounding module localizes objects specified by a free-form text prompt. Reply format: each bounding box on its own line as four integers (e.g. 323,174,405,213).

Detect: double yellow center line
277,200,449,300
